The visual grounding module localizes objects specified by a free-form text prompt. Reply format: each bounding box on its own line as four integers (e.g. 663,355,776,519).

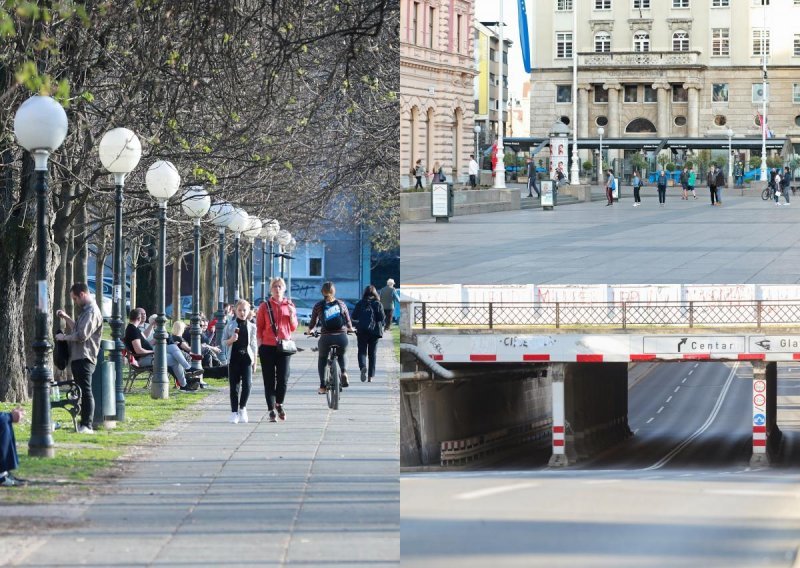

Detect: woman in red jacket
256,277,298,422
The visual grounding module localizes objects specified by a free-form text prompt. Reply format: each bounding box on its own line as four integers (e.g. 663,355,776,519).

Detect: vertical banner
517,0,532,73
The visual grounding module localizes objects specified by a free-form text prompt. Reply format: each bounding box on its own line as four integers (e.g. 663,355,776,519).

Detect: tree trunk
129,238,140,312
201,247,215,319
74,203,88,285
136,236,156,315
171,251,181,321
94,226,107,317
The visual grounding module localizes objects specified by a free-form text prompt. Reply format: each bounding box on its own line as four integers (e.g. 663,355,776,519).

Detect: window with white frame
634,0,650,8
673,0,689,7
556,32,573,58
624,85,637,102
594,32,611,53
753,28,770,57
556,85,572,103
594,85,609,103
752,83,769,103
712,0,729,5
793,84,800,103
595,0,611,9
557,0,573,10
712,28,729,56
795,34,800,56
633,31,650,52
428,7,435,49
673,31,689,51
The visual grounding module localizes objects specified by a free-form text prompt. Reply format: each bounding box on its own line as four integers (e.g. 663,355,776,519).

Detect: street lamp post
276,229,292,278
208,202,234,349
726,128,734,188
597,126,605,185
473,124,481,168
145,160,181,399
286,237,297,298
243,217,262,302
227,208,250,302
259,220,279,300
493,0,506,189
98,127,142,422
182,186,211,371
14,95,68,457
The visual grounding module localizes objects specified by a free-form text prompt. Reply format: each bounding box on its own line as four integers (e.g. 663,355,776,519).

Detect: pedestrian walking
414,159,424,189
734,161,744,187
468,154,479,189
222,299,258,424
680,167,689,200
687,165,698,199
783,166,793,203
256,277,298,422
379,278,399,331
632,170,643,207
0,407,24,486
605,169,615,206
352,285,385,383
714,165,725,205
526,159,540,198
55,282,104,434
707,166,718,206
656,168,668,207
432,161,445,183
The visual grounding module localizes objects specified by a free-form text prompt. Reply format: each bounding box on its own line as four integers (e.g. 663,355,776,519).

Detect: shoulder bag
267,300,297,355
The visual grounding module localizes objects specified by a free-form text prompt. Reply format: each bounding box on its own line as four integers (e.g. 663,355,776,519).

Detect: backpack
321,300,346,331
611,177,617,191
354,300,381,337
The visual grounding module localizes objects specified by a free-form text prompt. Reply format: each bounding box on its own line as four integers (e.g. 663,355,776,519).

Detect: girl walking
222,300,258,424
256,278,298,422
632,171,642,207
352,286,385,383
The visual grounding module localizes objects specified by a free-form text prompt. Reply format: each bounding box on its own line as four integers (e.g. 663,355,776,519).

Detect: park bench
50,379,81,432
122,349,153,392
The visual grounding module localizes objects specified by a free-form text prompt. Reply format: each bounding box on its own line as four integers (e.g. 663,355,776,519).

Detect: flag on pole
518,0,532,73
757,111,773,138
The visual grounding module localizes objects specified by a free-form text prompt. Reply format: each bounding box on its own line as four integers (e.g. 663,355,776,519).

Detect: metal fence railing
412,301,800,330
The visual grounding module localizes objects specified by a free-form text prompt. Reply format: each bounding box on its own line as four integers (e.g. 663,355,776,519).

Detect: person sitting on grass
0,407,24,487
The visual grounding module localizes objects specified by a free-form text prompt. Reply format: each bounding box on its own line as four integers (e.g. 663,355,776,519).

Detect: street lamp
259,219,279,300
98,127,142,422
226,208,250,301
208,201,234,349
473,124,481,167
145,160,181,399
286,237,297,298
182,186,211,371
276,229,292,279
243,217,262,302
597,126,605,186
14,95,68,457
726,128,734,188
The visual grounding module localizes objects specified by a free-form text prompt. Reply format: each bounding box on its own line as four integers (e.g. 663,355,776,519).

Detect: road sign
753,413,766,426
754,380,766,393
754,394,766,407
643,336,745,354
749,336,800,352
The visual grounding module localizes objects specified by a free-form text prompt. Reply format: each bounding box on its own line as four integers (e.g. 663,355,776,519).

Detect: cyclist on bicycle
308,281,354,394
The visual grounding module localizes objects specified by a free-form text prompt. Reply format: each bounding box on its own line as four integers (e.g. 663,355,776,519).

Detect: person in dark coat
707,166,718,206
0,408,24,486
352,285,386,383
714,166,726,205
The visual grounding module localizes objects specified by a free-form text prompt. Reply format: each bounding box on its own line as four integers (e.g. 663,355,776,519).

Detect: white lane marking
674,386,681,393
657,406,665,414
454,482,538,500
694,363,699,368
666,396,673,403
646,417,654,424
688,369,694,376
704,489,800,498
682,378,687,383
642,363,739,471
633,429,639,435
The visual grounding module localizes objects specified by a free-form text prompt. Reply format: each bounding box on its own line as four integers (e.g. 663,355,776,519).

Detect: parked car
87,276,131,311
165,296,193,319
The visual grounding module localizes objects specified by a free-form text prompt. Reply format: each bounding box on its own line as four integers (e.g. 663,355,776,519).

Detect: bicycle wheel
762,188,770,201
327,360,340,410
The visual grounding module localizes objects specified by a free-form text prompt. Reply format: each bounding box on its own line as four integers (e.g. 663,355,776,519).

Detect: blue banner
518,0,532,73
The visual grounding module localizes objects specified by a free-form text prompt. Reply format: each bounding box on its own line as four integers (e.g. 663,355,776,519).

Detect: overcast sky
475,0,527,100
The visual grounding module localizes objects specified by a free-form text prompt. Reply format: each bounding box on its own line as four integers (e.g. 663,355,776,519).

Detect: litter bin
92,339,117,429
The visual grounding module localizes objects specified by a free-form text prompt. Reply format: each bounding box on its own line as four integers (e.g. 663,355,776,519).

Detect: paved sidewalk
402,189,800,284
0,333,399,567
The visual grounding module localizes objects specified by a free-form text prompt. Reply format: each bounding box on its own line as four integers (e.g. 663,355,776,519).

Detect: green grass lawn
0,376,228,504
392,326,400,361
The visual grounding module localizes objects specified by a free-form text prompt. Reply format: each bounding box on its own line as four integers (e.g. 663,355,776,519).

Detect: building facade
530,0,800,167
400,0,476,187
474,21,512,152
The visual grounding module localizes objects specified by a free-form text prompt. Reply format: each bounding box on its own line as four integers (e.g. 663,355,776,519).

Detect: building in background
474,21,512,155
529,0,800,170
400,0,476,188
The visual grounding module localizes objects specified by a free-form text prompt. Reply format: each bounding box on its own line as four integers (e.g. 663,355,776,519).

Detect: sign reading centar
643,336,746,354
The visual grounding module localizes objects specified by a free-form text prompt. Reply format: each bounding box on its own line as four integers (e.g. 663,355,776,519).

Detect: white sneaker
238,408,248,423
77,425,95,434
229,412,240,424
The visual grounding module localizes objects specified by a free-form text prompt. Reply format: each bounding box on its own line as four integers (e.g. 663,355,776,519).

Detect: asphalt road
401,363,800,567
401,190,800,284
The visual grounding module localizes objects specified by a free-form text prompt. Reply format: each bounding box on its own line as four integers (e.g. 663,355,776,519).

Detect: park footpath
0,332,400,567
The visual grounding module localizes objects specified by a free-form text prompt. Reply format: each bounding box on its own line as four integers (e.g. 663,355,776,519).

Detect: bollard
92,339,117,429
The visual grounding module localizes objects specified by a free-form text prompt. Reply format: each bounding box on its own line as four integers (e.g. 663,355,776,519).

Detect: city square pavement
0,333,399,567
402,185,800,284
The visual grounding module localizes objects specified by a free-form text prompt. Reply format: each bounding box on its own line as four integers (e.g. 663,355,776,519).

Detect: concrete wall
401,189,520,222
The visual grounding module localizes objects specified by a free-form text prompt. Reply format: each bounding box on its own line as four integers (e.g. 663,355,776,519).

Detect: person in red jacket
256,277,298,422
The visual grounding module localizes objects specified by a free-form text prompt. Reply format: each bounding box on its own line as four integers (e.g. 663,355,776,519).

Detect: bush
665,162,676,172
582,160,593,171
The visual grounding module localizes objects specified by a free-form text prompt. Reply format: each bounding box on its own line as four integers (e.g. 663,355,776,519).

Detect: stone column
653,82,671,137
578,85,591,139
604,83,621,138
684,83,701,138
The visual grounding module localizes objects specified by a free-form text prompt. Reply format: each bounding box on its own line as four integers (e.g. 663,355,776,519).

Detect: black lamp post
99,128,142,422
260,220,279,295
145,160,181,399
227,208,250,302
208,202,234,349
14,95,68,457
243,217,261,302
276,229,292,279
182,186,211,371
